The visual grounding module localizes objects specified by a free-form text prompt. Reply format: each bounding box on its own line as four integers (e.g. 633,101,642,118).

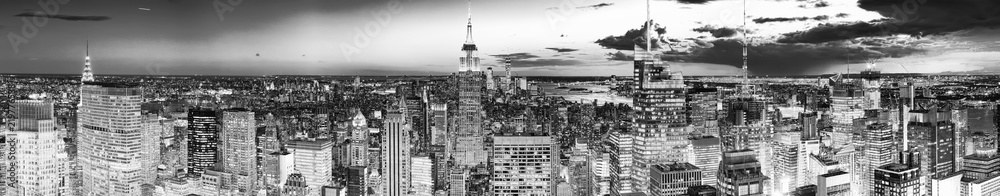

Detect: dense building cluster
6,2,1000,196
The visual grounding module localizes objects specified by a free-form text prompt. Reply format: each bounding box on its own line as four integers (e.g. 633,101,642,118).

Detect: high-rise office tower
429,103,448,146
687,136,721,187
718,149,770,196
859,63,882,109
720,97,769,151
187,108,219,177
411,155,434,196
491,135,556,195
610,130,635,195
861,122,897,196
8,100,67,195
287,139,334,194
140,113,163,185
649,162,702,196
772,132,801,195
687,87,720,136
382,109,411,195
349,111,369,167
258,113,284,193
79,82,143,195
220,108,257,193
801,112,819,140
630,2,689,193
829,80,865,147
454,0,487,167
347,166,367,196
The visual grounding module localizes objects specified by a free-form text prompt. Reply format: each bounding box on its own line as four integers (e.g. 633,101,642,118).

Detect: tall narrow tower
629,0,690,194
82,41,94,83
454,0,487,166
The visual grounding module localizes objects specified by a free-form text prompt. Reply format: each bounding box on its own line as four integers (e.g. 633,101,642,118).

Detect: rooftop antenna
741,0,749,94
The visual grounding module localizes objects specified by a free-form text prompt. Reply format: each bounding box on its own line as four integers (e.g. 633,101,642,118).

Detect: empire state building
453,0,487,167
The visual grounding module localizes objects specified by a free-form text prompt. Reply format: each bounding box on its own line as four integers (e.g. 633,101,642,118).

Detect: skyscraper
287,139,334,194
454,0,487,167
258,113,284,193
688,136,721,187
629,1,690,192
491,134,556,195
220,108,257,193
411,155,434,196
187,108,219,177
610,130,635,195
140,113,163,185
382,109,411,195
349,111,369,167
8,100,67,195
79,82,143,195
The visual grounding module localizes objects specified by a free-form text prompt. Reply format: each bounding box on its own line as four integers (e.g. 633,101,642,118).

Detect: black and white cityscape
2,0,1000,196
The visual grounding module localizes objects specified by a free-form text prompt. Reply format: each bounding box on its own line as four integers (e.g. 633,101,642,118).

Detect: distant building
649,162,702,196
449,168,468,196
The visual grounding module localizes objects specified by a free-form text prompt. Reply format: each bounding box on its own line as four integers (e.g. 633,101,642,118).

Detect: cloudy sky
1,0,998,76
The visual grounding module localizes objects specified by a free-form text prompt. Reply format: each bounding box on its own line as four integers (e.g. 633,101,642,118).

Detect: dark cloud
507,59,584,67
661,39,925,75
595,21,667,50
490,52,583,67
606,51,633,61
676,0,715,4
578,3,614,9
753,15,829,24
14,12,111,21
781,0,1000,43
491,53,539,61
835,13,850,18
777,22,886,43
545,48,579,52
692,25,744,38
814,1,830,8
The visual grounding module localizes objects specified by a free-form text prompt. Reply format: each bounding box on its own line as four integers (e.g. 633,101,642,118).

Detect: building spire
739,0,751,95
646,0,652,52
82,40,94,83
465,0,474,44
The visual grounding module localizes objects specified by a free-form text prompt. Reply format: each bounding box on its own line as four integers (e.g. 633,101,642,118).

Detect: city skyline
1,0,999,76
